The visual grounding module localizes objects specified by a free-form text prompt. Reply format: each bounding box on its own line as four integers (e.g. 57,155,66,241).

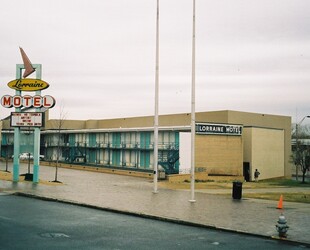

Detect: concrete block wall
195,134,243,176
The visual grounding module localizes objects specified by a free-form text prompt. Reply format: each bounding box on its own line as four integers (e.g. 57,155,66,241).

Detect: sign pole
189,0,196,202
153,0,159,193
12,65,23,181
4,48,54,183
33,64,42,183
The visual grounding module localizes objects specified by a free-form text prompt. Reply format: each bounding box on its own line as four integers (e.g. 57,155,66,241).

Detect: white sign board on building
10,112,44,127
196,122,243,136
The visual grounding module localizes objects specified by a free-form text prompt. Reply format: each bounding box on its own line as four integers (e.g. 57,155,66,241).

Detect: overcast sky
0,0,309,124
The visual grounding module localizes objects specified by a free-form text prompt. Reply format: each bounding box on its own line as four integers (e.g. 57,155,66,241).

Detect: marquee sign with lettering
196,122,243,136
10,112,44,127
8,47,55,183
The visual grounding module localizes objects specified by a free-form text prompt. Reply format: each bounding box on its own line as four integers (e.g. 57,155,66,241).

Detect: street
0,194,305,250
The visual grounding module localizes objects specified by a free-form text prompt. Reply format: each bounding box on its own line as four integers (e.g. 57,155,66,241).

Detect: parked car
12,153,44,160
19,153,33,160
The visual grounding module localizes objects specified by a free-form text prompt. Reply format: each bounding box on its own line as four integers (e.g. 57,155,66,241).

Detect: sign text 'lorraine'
7,78,49,91
196,122,242,136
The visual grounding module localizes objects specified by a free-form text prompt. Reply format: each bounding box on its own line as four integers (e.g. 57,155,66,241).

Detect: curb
13,192,310,248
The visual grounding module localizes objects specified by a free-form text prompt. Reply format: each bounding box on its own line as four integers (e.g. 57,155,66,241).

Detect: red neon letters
1,95,56,109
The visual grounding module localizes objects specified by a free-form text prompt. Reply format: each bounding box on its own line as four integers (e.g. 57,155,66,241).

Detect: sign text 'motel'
196,123,243,136
1,95,55,109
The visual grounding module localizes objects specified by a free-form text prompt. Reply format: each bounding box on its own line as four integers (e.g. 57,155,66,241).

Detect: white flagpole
153,0,159,193
189,0,196,202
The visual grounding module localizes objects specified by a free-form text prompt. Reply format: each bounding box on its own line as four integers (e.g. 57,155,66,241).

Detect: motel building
0,110,292,181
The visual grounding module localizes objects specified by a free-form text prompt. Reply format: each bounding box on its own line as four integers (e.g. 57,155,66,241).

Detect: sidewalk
1,163,309,246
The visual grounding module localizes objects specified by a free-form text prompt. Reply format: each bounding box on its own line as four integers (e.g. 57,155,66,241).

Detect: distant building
0,110,291,181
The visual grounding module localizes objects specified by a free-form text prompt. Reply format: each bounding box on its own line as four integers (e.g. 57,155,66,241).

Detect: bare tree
292,124,310,183
4,135,13,172
52,104,67,183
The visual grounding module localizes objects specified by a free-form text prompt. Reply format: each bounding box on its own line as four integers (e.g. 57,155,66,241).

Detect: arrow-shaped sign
19,47,35,78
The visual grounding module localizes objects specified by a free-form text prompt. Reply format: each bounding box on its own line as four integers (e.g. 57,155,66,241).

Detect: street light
298,116,310,126
295,115,310,180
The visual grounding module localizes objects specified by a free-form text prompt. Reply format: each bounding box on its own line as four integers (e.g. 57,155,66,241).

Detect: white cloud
0,0,309,122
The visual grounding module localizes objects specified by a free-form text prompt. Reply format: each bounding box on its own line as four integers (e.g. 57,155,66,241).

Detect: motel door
111,133,121,166
243,162,250,182
140,132,151,168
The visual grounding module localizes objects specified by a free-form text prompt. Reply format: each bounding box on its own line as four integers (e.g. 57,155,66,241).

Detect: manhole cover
39,233,70,238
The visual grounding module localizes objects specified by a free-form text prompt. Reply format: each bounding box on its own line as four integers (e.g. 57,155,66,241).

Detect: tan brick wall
243,127,285,180
195,134,243,176
251,127,284,180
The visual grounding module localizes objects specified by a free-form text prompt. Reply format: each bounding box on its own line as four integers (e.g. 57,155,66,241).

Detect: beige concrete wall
45,119,86,130
96,116,153,129
225,110,291,177
94,113,192,129
195,134,243,176
244,127,285,180
242,128,252,163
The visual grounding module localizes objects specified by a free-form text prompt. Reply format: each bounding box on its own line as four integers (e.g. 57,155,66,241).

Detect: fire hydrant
276,213,289,238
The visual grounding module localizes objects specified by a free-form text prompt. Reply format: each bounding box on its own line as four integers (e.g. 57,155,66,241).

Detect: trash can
24,173,33,181
232,181,242,199
158,170,166,180
158,165,166,180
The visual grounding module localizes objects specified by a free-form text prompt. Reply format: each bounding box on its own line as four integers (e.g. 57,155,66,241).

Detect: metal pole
33,64,42,183
33,126,40,183
189,0,196,202
295,122,298,181
13,126,20,182
153,0,159,193
13,65,23,182
295,115,310,181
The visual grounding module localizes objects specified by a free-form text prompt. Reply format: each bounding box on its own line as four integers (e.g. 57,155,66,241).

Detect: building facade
0,110,292,181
